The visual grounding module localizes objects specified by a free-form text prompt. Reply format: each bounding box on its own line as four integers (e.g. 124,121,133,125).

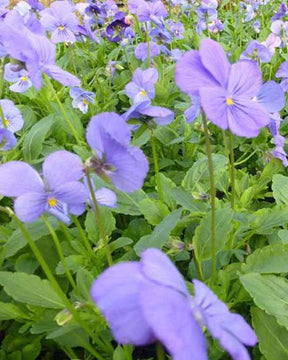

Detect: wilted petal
43,150,84,190
199,39,231,88
90,263,155,345
14,192,46,223
0,161,44,196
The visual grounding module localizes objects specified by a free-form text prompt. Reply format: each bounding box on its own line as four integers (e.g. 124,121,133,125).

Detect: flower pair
91,248,257,360
0,150,116,224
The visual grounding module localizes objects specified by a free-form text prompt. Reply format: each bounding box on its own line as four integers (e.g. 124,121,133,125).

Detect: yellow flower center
83,99,89,105
58,25,65,31
140,89,146,96
4,119,9,126
21,76,28,81
226,97,233,106
47,197,57,207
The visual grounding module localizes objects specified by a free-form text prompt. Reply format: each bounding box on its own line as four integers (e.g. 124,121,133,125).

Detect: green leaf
170,187,207,213
113,346,127,360
47,324,89,348
182,154,227,192
160,173,177,209
242,244,288,274
0,272,65,309
272,174,288,206
23,115,54,162
138,198,170,225
85,208,115,243
252,307,288,360
55,255,84,275
134,208,182,255
110,237,133,253
113,190,147,215
240,273,288,329
193,207,233,261
0,302,28,321
250,207,288,235
4,217,60,257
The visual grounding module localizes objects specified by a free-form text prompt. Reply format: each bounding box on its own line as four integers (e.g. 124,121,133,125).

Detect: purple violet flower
271,2,288,21
106,12,130,43
40,1,79,44
167,20,185,39
0,10,80,90
123,101,175,126
4,63,32,93
0,151,88,224
175,38,282,138
271,20,288,48
276,61,288,92
27,0,44,11
185,96,201,123
0,128,17,151
84,177,117,210
86,112,149,193
253,20,260,33
268,112,288,166
135,42,161,62
125,67,158,104
0,100,24,134
240,40,273,63
137,0,168,27
91,248,257,360
69,87,95,114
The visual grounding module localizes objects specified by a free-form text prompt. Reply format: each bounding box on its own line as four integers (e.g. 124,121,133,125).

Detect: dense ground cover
0,0,288,359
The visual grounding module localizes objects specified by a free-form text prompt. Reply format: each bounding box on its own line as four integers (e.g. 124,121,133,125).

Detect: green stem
193,252,204,281
69,45,77,76
45,77,82,145
42,215,78,295
156,342,165,360
202,113,217,284
73,44,88,88
145,23,151,68
150,129,164,202
229,131,235,210
234,149,257,166
222,130,229,160
13,216,108,358
86,172,113,266
0,57,7,128
71,215,98,264
59,222,73,244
